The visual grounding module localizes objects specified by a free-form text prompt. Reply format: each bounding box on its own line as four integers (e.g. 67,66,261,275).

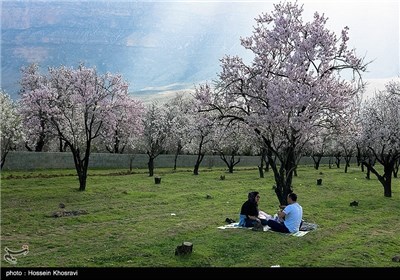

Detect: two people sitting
239,191,303,233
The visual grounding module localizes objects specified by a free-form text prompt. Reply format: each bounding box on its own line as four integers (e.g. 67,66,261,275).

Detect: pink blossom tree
195,1,366,205
1,90,24,169
20,64,135,191
99,94,144,154
360,80,400,197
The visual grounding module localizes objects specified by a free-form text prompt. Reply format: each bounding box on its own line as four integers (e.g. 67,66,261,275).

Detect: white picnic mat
218,222,313,237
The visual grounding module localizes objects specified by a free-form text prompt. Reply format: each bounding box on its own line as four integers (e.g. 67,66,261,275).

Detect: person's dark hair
248,191,259,202
288,192,297,201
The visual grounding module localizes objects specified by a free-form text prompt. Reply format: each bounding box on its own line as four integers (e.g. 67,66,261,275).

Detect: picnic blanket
218,221,317,237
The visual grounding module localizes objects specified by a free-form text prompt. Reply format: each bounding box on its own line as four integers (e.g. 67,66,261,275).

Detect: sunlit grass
1,165,399,268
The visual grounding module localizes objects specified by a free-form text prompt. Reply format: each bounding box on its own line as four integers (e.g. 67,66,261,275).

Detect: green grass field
1,165,399,268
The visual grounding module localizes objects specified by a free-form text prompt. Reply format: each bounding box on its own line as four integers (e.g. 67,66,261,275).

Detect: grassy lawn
1,165,399,268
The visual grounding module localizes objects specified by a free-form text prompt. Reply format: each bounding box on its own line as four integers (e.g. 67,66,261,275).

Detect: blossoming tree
0,90,24,169
19,63,55,151
99,94,144,154
360,80,400,197
195,1,367,204
20,64,140,191
139,101,172,177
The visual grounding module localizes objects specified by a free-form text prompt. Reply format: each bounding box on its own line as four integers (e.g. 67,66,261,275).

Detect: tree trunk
173,142,182,171
35,120,47,152
381,162,393,198
312,155,322,170
35,136,45,152
193,138,205,176
363,155,396,198
173,153,178,171
366,166,371,180
344,156,351,173
59,137,64,152
260,147,270,173
78,170,87,191
148,156,155,177
71,147,89,191
264,156,270,172
129,155,135,172
0,150,9,169
393,159,399,178
335,155,341,168
193,153,205,175
365,157,375,179
220,152,240,174
265,140,295,206
258,165,264,178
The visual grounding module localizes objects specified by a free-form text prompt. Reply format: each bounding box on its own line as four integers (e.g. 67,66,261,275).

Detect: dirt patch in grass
49,209,88,218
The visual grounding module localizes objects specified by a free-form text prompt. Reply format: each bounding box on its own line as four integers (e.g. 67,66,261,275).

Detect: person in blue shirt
266,192,303,233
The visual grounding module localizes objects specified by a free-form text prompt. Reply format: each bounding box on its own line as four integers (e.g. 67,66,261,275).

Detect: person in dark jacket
238,191,271,227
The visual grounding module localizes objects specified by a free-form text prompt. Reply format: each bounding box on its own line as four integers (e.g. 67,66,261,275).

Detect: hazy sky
1,0,399,96
137,0,399,95
148,0,399,78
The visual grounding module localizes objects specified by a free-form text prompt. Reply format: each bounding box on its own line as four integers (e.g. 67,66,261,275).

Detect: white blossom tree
360,80,400,197
304,128,332,170
164,93,192,170
213,121,254,173
139,101,172,176
1,91,24,169
195,1,366,204
19,63,56,152
335,116,358,173
385,80,400,178
186,90,220,175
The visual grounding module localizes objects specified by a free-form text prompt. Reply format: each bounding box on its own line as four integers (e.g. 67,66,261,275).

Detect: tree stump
175,241,193,256
154,177,161,184
316,179,322,185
